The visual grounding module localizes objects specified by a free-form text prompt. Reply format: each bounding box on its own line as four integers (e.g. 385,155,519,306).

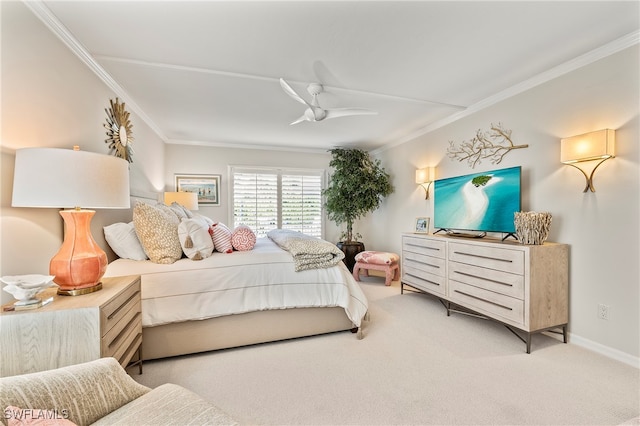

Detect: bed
103,217,369,360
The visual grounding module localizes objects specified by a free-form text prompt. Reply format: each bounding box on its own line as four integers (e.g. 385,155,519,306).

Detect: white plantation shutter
231,167,324,238
233,172,278,236
281,174,323,237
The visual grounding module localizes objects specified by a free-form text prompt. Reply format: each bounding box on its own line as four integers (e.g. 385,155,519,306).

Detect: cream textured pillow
133,202,183,264
178,217,214,260
103,222,148,261
211,222,233,253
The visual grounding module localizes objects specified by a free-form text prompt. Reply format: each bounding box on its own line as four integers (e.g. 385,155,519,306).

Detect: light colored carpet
131,277,640,425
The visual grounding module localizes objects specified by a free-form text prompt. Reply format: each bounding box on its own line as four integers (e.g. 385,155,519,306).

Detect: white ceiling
32,1,639,153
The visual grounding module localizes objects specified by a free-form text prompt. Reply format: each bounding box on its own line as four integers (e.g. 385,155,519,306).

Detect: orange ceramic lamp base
50,209,106,296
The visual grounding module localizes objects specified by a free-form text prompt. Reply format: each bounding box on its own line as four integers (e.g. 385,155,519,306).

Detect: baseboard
569,333,639,369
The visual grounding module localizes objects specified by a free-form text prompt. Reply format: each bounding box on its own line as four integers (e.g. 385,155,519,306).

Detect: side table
0,275,142,377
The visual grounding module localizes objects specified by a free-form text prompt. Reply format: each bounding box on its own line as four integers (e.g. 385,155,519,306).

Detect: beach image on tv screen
434,166,521,233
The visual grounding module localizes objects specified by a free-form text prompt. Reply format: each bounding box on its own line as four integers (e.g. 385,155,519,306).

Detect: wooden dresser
401,233,569,353
0,275,142,377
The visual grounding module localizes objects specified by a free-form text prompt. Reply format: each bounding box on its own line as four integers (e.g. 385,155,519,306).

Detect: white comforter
104,237,368,328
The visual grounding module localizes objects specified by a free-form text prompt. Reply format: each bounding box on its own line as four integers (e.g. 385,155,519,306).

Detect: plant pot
336,241,365,272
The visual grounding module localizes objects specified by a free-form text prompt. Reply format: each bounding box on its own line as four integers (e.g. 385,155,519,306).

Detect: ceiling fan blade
279,78,310,107
289,114,309,125
324,108,378,120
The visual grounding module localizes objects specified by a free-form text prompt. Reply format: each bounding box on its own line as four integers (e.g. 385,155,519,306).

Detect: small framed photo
175,174,221,206
414,217,430,233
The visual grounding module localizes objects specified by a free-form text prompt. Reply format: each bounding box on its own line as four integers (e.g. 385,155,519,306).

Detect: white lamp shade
415,167,435,184
12,148,130,209
560,129,615,164
164,191,199,210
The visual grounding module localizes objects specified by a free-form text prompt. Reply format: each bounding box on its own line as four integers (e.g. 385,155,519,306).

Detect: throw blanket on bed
267,229,345,271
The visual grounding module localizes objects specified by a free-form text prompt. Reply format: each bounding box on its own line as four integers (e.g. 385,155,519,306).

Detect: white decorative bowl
1,275,56,305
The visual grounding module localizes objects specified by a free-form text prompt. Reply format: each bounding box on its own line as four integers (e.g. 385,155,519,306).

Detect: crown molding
374,29,640,155
167,138,330,155
23,0,169,143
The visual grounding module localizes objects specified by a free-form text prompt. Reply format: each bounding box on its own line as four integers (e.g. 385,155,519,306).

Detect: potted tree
323,148,393,271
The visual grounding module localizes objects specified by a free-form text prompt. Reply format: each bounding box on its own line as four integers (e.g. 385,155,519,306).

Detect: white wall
163,144,340,240
0,2,166,303
359,46,639,364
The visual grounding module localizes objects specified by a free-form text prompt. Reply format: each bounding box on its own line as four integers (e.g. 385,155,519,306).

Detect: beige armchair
0,357,237,426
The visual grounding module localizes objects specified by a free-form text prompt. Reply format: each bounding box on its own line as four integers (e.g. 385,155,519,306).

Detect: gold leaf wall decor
104,97,134,163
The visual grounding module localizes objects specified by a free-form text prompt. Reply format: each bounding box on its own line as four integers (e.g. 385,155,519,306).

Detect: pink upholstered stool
352,251,400,286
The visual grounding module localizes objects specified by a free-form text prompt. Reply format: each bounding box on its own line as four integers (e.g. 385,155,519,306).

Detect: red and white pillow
211,222,233,253
231,225,256,251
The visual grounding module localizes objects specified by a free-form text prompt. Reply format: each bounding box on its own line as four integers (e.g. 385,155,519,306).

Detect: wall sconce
415,167,436,199
164,191,199,210
560,129,615,192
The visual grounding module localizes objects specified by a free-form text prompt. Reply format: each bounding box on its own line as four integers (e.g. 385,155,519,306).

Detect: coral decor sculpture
514,211,552,245
447,123,528,168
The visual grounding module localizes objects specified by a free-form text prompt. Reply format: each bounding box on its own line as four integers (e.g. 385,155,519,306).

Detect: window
230,166,325,238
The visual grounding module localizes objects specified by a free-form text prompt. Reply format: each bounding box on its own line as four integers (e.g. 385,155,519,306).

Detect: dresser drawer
449,261,524,299
100,278,141,336
403,266,446,296
449,242,524,274
403,236,446,259
449,280,524,325
403,251,446,277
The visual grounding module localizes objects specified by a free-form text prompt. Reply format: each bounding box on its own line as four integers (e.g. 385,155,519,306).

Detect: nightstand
0,275,142,377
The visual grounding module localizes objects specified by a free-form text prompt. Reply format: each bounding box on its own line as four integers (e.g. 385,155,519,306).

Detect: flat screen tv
433,166,521,237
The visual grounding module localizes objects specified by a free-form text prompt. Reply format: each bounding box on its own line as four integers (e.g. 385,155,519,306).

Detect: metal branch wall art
104,98,134,163
447,123,528,168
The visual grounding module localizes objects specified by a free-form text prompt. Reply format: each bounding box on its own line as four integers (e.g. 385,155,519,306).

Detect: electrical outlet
598,304,610,320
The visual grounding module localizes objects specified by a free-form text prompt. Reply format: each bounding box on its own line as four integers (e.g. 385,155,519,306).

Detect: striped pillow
211,223,233,253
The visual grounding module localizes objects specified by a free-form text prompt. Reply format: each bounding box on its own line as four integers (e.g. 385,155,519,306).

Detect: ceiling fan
279,78,377,125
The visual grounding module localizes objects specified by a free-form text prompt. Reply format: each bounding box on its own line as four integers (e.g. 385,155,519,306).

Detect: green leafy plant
323,148,393,243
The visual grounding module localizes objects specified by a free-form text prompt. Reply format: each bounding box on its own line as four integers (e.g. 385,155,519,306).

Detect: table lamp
163,191,199,210
12,147,130,295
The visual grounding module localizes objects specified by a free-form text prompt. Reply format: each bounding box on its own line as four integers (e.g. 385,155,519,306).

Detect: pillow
133,202,183,264
211,222,233,253
178,217,214,260
103,222,148,261
231,225,256,251
5,406,77,426
167,202,193,220
155,203,182,222
192,212,214,226
354,251,400,265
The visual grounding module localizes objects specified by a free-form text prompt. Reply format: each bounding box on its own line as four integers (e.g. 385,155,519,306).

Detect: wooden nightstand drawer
0,275,142,377
101,277,141,336
102,300,141,355
103,312,142,363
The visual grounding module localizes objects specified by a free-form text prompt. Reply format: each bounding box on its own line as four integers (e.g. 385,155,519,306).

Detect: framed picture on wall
175,174,221,206
414,217,430,233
